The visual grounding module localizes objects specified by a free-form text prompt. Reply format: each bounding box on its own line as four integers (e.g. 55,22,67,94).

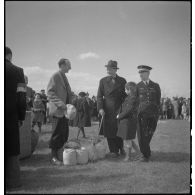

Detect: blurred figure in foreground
5,47,26,190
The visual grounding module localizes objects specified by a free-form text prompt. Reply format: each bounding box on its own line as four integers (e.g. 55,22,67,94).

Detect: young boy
117,82,141,162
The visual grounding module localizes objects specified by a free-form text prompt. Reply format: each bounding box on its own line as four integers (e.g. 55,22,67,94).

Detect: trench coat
117,95,137,140
5,59,26,156
97,75,126,138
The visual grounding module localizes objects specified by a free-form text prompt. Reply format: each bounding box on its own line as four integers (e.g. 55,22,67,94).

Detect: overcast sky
5,1,191,98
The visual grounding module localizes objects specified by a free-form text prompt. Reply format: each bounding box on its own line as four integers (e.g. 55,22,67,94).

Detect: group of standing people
97,60,161,162
160,97,190,120
6,46,161,189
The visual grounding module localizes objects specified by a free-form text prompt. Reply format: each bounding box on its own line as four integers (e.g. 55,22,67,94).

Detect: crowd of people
159,97,190,120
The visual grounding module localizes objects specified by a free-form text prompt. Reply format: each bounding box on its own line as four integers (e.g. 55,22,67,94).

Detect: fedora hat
105,60,119,69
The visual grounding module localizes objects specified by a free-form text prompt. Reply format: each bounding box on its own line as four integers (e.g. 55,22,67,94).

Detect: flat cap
58,58,68,66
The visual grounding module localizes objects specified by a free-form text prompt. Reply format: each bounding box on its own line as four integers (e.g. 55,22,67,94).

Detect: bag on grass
31,129,39,154
76,147,89,165
96,141,107,159
63,148,77,165
85,144,98,162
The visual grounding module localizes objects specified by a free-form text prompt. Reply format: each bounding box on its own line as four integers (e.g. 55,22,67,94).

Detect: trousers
107,136,124,153
137,114,158,158
49,116,69,150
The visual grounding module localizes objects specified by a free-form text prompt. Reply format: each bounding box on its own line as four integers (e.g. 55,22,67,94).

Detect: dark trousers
6,155,21,189
107,136,124,153
49,116,69,150
137,114,158,158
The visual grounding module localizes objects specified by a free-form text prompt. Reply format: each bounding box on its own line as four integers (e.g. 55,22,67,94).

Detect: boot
77,128,81,139
123,147,131,162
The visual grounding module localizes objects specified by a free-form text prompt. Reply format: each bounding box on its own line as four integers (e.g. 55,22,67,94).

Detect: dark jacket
6,59,26,156
117,95,137,140
97,75,126,138
74,97,91,128
136,80,161,118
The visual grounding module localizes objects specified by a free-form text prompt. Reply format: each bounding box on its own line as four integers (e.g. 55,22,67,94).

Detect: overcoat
47,71,72,117
97,75,126,138
117,95,137,140
5,59,26,156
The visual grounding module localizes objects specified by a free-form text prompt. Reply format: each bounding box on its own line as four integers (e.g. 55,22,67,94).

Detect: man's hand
59,104,66,110
99,109,105,116
116,114,119,119
18,120,24,128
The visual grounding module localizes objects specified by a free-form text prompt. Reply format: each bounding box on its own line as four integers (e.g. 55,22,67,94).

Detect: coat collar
58,71,67,90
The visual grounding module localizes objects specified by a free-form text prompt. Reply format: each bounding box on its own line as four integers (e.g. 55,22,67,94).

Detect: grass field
7,119,191,194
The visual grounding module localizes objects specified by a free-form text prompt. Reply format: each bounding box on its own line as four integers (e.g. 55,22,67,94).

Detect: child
32,93,45,133
75,92,91,139
117,82,140,162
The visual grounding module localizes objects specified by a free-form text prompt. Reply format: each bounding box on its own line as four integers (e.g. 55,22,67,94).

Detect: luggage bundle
57,138,107,166
58,116,107,166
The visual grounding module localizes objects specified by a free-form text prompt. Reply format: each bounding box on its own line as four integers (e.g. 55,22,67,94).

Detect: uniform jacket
47,71,72,117
6,59,26,156
117,95,138,140
97,75,126,138
136,80,161,117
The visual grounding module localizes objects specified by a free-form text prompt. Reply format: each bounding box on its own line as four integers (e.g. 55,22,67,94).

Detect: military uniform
136,66,161,159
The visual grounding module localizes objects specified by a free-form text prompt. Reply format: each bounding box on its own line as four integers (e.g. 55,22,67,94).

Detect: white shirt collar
143,79,150,85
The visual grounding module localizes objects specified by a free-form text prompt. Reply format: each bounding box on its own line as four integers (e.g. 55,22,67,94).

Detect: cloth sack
64,104,77,120
96,141,107,159
63,149,77,165
31,129,39,154
85,144,98,162
76,147,89,165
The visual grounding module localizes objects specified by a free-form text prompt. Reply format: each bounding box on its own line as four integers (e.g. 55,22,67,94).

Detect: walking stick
98,114,104,139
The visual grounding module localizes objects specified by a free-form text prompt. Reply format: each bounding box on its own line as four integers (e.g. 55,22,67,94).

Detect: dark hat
105,60,119,69
79,92,86,97
58,58,68,66
137,65,152,73
5,47,12,56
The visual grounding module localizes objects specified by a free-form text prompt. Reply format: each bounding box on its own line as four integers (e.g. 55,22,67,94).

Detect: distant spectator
75,92,91,139
162,98,168,119
172,97,179,119
181,101,187,120
85,92,93,117
91,96,98,121
24,75,34,111
40,89,48,124
32,93,45,133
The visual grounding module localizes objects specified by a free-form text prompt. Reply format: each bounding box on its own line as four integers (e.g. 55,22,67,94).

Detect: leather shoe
139,156,150,162
107,152,119,158
119,148,126,156
51,157,62,166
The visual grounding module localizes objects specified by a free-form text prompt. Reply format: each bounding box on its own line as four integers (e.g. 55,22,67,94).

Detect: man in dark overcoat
97,60,126,158
136,65,161,162
5,47,26,189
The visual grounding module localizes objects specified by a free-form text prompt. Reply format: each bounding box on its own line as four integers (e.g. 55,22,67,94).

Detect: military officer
97,60,127,158
5,47,27,189
136,65,161,162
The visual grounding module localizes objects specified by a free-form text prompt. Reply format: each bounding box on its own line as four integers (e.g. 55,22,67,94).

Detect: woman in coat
75,92,91,139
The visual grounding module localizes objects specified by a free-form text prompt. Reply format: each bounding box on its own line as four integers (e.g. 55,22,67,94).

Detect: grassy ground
7,119,190,194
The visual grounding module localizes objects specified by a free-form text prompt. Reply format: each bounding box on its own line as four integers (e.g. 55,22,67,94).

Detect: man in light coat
47,58,72,165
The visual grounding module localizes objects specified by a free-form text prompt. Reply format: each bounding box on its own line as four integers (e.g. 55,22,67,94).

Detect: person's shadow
150,151,190,163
